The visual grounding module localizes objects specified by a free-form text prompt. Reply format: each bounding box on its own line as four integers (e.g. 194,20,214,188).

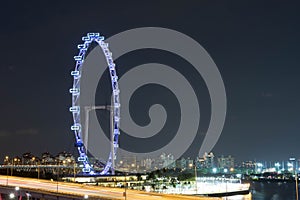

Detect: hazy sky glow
0,1,299,163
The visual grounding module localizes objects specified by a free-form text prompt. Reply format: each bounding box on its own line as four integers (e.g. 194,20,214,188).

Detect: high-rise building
203,152,215,168
217,155,235,169
176,157,187,169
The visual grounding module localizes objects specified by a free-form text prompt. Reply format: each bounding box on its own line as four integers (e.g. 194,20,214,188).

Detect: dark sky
0,0,300,163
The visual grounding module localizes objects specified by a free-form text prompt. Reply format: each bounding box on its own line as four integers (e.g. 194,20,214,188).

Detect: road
0,175,218,200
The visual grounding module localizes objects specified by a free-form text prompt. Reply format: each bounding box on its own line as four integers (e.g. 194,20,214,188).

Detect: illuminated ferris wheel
69,33,120,175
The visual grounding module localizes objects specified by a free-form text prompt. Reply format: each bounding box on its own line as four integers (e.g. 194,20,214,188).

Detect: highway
0,175,218,200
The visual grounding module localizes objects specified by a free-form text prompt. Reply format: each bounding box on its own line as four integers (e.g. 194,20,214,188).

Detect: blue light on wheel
70,33,120,175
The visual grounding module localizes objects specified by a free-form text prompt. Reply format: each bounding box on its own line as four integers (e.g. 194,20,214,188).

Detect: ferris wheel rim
69,32,120,175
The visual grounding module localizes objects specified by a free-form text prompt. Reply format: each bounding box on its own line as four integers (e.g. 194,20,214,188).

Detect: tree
177,173,194,181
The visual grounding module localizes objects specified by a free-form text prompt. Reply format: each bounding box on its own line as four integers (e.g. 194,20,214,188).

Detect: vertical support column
38,164,40,179
84,107,90,155
110,98,115,175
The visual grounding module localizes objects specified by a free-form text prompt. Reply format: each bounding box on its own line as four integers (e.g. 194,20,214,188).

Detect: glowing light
69,106,80,113
212,168,217,173
82,168,91,173
257,168,262,173
71,71,80,76
9,193,15,199
70,33,120,175
78,156,86,162
87,33,95,37
82,36,90,41
256,163,263,167
74,56,83,61
77,44,87,49
287,162,293,167
71,124,81,131
69,88,80,94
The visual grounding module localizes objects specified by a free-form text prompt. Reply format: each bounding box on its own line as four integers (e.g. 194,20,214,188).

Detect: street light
83,194,88,199
212,168,217,173
15,186,20,199
4,156,9,163
9,193,15,199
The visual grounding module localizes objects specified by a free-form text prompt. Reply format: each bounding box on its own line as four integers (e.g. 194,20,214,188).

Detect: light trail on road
0,175,218,200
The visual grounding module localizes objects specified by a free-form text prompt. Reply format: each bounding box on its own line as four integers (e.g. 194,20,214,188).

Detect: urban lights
212,168,217,173
9,193,15,199
15,186,21,199
287,162,294,172
256,162,263,173
70,32,120,175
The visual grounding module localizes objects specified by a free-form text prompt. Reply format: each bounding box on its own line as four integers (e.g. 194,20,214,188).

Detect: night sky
0,0,300,163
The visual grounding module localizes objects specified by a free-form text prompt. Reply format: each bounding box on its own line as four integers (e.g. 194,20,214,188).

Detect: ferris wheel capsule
69,88,80,95
82,168,91,173
74,56,83,61
87,33,95,37
77,44,87,50
69,106,80,113
71,71,80,76
82,36,91,41
71,124,81,131
78,156,87,162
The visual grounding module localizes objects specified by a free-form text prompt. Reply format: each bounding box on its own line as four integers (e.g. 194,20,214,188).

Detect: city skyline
1,150,299,173
0,1,300,164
